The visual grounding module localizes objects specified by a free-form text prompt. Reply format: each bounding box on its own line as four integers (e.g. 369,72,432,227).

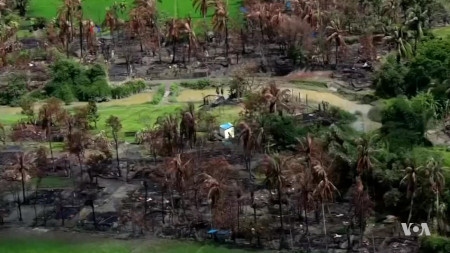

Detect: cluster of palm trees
29,0,434,68
1,97,115,221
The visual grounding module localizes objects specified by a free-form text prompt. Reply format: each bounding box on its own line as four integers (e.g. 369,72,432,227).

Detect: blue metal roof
220,123,233,130
207,229,218,234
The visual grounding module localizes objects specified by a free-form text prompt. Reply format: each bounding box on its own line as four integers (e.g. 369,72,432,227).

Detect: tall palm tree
238,121,261,246
7,152,35,205
129,8,146,51
261,81,291,115
67,129,89,181
39,98,65,171
355,134,378,175
326,19,346,67
166,154,192,217
103,1,126,46
57,0,78,57
423,157,446,232
313,163,338,251
156,114,180,156
166,18,197,63
180,102,196,149
400,163,422,224
262,154,291,249
405,4,428,55
211,0,229,60
382,0,401,24
193,0,212,40
73,0,83,59
386,25,412,62
198,172,221,227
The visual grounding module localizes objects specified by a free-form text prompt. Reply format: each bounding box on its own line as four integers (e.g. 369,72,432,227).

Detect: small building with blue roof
219,122,234,139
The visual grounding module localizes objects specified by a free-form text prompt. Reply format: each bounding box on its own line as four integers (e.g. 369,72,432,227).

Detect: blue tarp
286,1,292,11
207,229,218,234
220,123,233,130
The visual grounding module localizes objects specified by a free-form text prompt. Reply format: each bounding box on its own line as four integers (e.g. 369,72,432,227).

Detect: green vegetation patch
28,0,243,23
432,26,450,38
150,84,167,105
289,80,329,89
30,176,73,189
28,0,133,23
0,237,253,253
179,79,213,90
96,103,181,133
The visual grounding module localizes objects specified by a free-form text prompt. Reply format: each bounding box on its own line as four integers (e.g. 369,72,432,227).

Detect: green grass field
0,100,241,140
0,238,254,253
432,26,450,39
28,0,243,25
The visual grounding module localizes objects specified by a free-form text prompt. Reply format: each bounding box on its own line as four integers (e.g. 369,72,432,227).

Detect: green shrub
111,80,147,99
149,84,166,105
170,83,180,97
45,60,111,103
28,89,46,100
420,235,450,253
0,73,28,106
179,79,211,89
150,93,163,105
328,106,357,123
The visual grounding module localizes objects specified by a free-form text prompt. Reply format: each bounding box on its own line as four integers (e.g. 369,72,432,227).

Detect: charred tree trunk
161,189,165,224
113,134,121,177
20,163,26,204
79,12,83,59
225,20,229,63
172,40,177,63
278,185,285,250
17,195,23,222
78,154,83,181
240,28,246,54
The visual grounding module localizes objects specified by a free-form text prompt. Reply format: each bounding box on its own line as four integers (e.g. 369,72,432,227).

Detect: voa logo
401,223,431,236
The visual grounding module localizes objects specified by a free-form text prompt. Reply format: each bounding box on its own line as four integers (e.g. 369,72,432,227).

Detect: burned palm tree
326,19,347,67
156,114,180,156
39,98,65,171
180,102,196,149
66,129,89,181
262,154,292,249
166,17,198,63
103,1,126,46
193,0,212,41
313,162,338,251
238,121,262,245
6,152,35,205
198,172,222,227
166,154,192,218
261,81,291,115
57,0,81,57
351,176,374,246
400,162,422,224
211,0,229,60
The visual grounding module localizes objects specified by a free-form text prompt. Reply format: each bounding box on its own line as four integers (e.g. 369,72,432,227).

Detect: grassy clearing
30,176,73,189
209,105,242,124
0,238,253,253
0,88,241,144
28,0,243,24
97,103,182,133
288,80,329,90
432,26,450,38
177,88,217,102
28,0,133,23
